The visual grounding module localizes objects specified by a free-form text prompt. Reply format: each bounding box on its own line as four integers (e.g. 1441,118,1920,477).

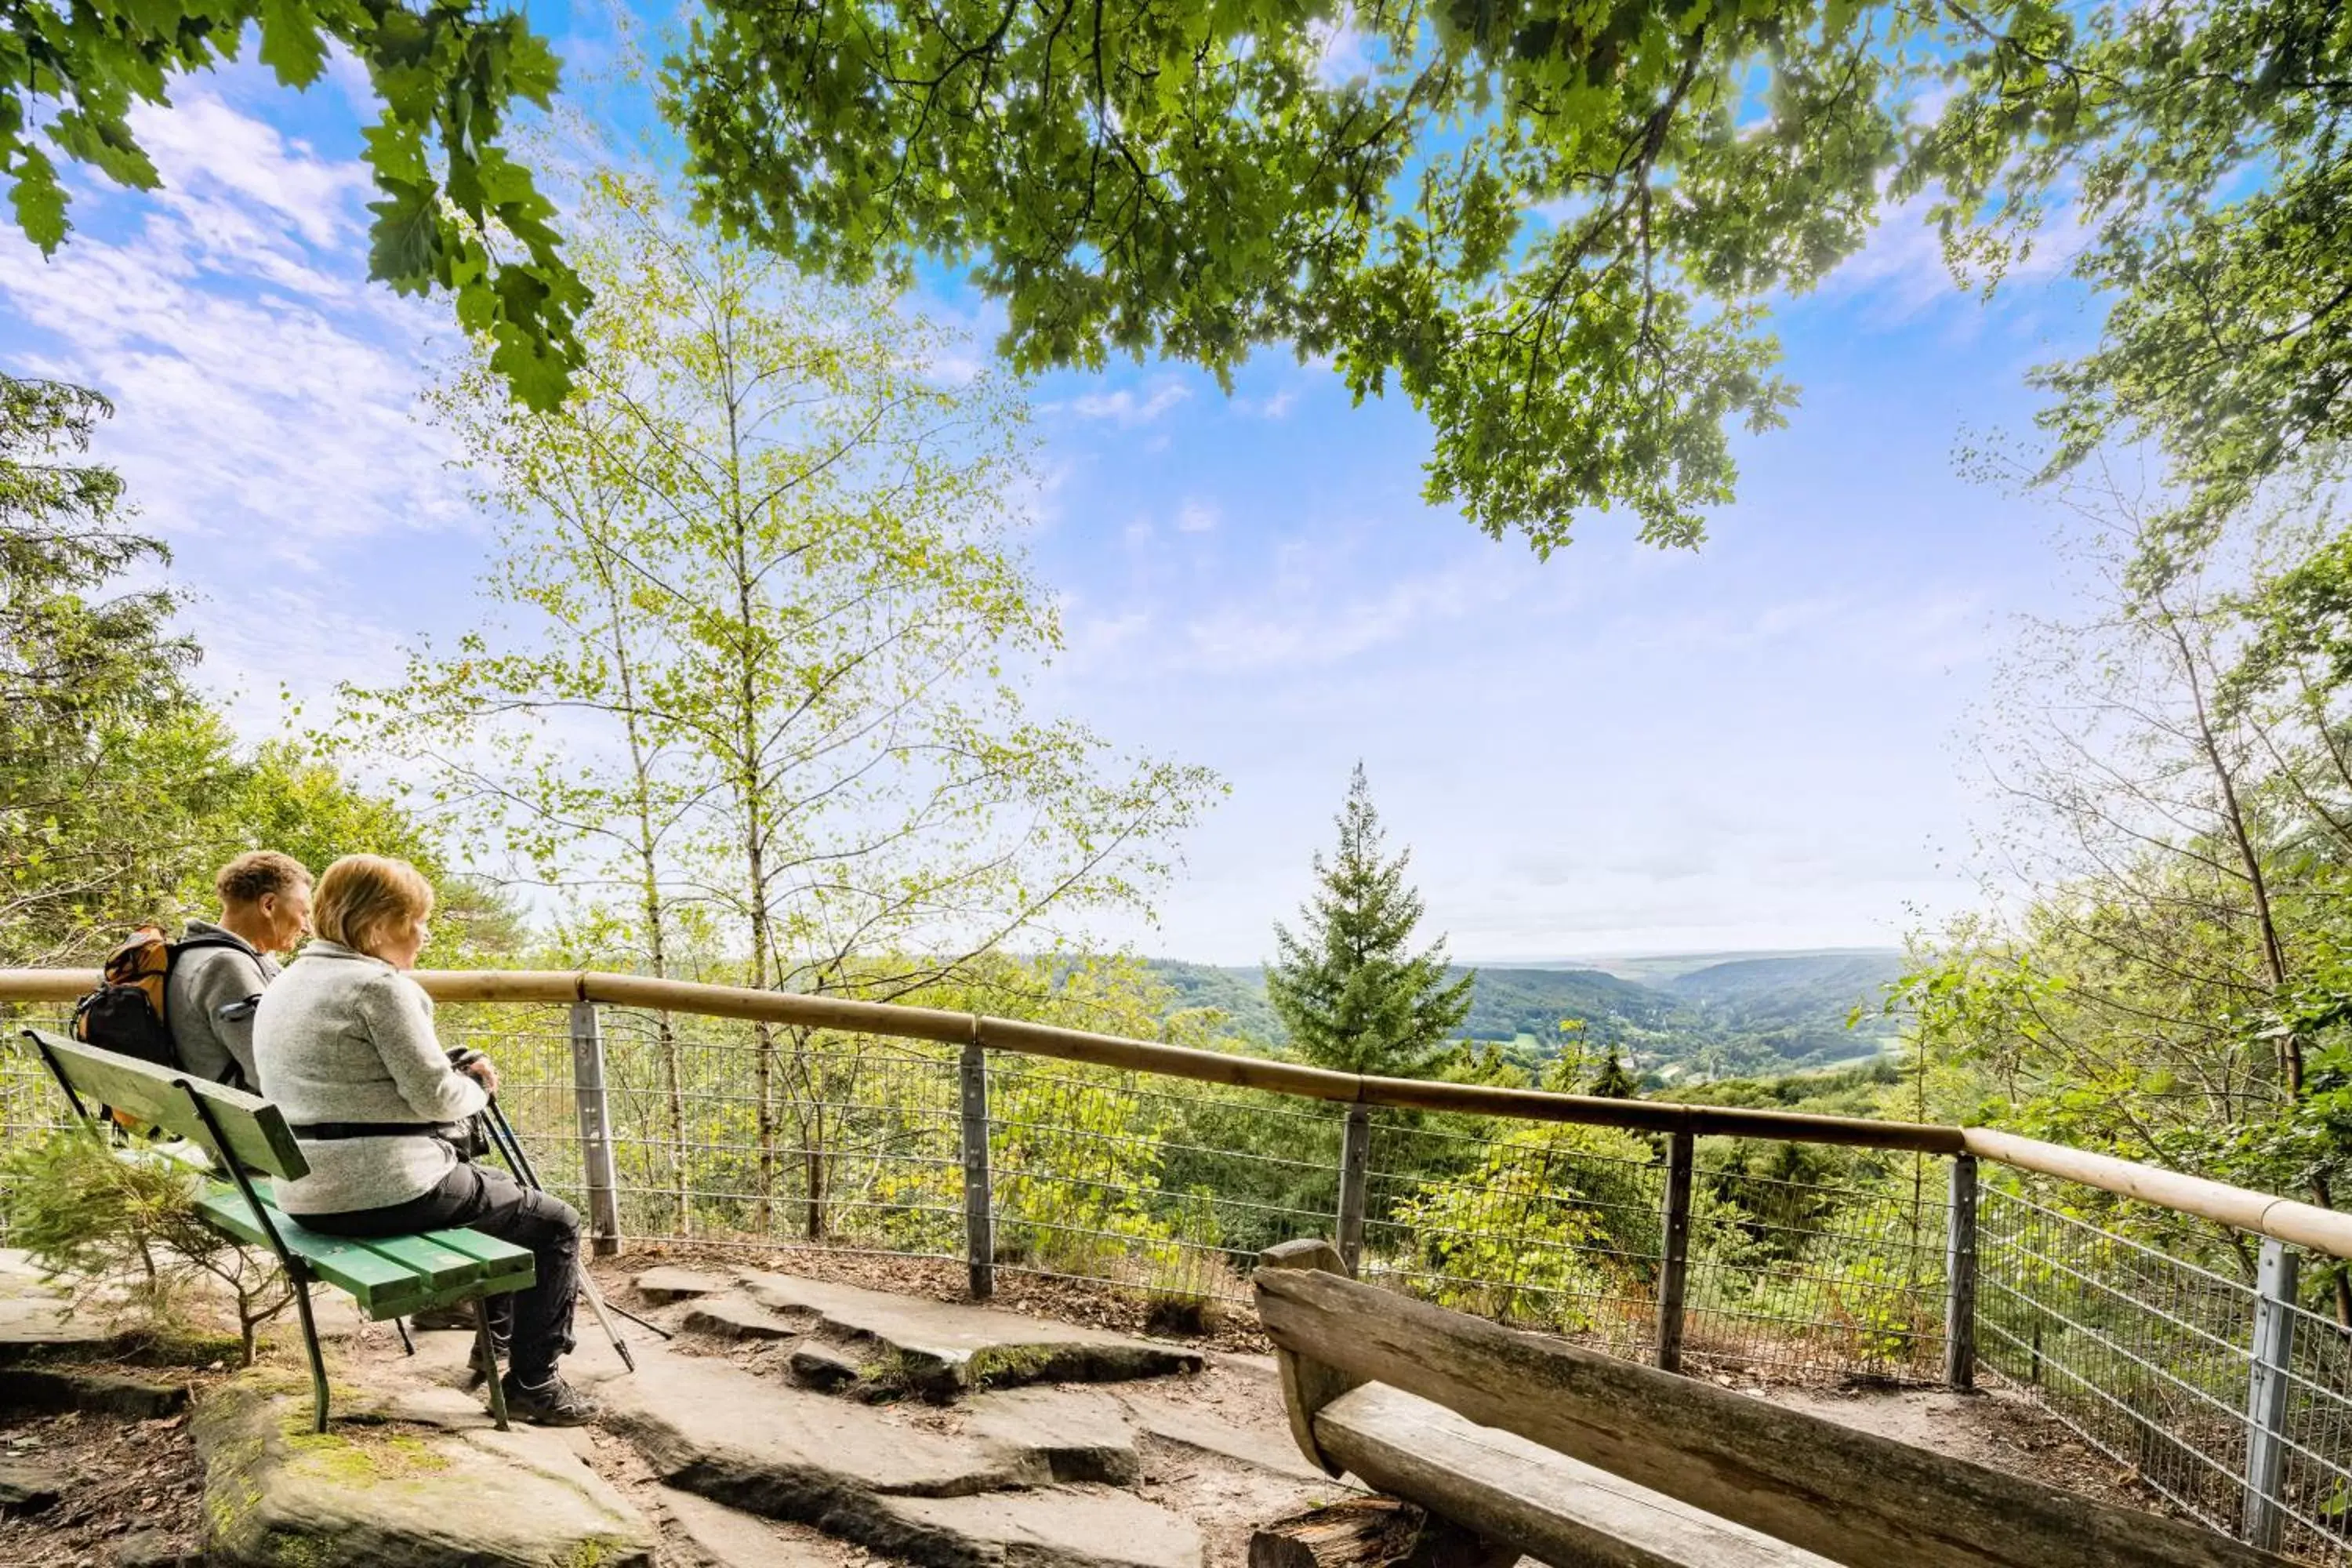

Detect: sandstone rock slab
0,1454,65,1512
965,1386,1139,1484
1118,1388,1327,1480
602,1348,1044,1525
740,1272,1203,1397
0,1366,187,1417
660,1485,839,1567
862,1488,1204,1568
0,1251,129,1364
195,1375,655,1567
636,1267,729,1304
789,1342,862,1392
683,1292,808,1341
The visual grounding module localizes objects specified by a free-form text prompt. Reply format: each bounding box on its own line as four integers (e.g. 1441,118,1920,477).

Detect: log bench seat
1250,1237,2288,1568
1315,1381,1831,1568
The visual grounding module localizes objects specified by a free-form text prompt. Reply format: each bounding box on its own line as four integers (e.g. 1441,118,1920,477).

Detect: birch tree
351,174,1218,1239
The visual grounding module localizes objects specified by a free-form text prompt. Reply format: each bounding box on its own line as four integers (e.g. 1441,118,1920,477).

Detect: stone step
963,1386,1139,1485
0,1365,189,1418
659,1485,839,1566
739,1271,1204,1398
634,1266,730,1305
1116,1388,1328,1481
681,1292,809,1342
600,1348,1047,1519
862,1489,1205,1568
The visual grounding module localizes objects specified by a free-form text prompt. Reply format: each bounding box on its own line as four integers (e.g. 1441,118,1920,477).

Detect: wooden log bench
19,1026,534,1433
1251,1238,2290,1568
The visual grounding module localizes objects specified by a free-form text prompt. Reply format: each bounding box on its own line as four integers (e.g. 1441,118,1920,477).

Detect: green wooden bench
17,1026,534,1432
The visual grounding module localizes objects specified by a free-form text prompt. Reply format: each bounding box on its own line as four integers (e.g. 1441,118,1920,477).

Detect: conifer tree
1588,1049,1640,1100
1266,765,1474,1077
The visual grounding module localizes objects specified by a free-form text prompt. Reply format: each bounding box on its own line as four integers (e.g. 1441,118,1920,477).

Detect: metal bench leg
394,1316,415,1356
291,1273,329,1435
477,1300,510,1432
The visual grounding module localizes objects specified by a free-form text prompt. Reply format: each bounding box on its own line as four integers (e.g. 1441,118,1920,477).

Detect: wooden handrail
9,965,2352,1256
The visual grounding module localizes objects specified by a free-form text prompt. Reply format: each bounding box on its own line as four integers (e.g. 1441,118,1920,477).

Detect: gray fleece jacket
165,920,278,1090
251,942,488,1216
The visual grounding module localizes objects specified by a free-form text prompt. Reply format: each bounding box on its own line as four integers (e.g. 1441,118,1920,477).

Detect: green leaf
256,0,328,86
365,177,441,290
10,147,67,252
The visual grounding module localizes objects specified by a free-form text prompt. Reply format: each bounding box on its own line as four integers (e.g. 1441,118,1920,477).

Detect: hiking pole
469,1092,666,1362
471,1098,643,1370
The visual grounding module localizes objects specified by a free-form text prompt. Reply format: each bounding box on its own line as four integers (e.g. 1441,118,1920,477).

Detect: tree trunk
1249,1499,1509,1568
2164,604,2352,1323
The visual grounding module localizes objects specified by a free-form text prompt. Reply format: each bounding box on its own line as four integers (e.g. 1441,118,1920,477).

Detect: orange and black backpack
72,924,250,1073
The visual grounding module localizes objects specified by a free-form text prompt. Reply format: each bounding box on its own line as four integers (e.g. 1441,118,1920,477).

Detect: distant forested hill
1141,949,1904,1080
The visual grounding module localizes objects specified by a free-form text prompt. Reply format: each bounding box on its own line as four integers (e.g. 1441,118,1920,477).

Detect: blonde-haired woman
252,855,595,1426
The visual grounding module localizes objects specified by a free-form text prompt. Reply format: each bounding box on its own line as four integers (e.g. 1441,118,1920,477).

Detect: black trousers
299,1161,580,1385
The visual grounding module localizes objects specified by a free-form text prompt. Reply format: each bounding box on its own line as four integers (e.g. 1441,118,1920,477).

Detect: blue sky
0,34,2103,964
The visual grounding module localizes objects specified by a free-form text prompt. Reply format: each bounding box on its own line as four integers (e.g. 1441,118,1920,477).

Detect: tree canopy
8,0,2346,550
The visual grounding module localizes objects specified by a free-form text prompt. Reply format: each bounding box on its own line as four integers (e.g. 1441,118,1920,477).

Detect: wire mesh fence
1359,1112,1952,1379
1978,1181,2352,1561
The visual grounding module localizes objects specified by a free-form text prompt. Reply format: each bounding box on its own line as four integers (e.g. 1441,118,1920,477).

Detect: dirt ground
0,1403,206,1566
1762,1378,2170,1517
586,1240,1275,1355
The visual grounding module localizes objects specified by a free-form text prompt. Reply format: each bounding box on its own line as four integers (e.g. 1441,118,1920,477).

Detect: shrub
0,1128,292,1366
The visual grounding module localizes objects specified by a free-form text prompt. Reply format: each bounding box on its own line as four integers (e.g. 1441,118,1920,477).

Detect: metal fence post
1337,1106,1370,1277
568,1000,622,1258
2242,1236,2300,1550
1656,1129,1695,1374
960,1037,994,1300
1945,1153,1978,1392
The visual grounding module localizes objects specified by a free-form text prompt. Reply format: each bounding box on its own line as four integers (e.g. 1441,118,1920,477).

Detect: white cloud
131,96,372,250
1235,388,1298,419
1066,383,1189,426
0,91,464,558
1178,548,1520,673
1311,16,1376,85
1175,499,1219,533
1824,187,2092,321
0,90,470,715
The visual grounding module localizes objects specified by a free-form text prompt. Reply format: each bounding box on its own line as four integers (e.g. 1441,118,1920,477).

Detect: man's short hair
216,851,311,906
312,855,434,955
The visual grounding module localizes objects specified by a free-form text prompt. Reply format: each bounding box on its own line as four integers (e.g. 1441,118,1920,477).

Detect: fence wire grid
1979,1183,2352,1561
10,996,2352,1559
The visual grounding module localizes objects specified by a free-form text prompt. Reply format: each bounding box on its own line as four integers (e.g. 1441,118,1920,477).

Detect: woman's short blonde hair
312,855,434,955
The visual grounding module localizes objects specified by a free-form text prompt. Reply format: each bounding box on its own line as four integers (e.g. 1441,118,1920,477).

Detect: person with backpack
74,851,313,1091
163,851,313,1090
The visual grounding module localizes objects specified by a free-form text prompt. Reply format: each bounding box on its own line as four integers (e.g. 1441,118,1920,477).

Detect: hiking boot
501,1373,600,1428
408,1305,477,1332
464,1329,513,1389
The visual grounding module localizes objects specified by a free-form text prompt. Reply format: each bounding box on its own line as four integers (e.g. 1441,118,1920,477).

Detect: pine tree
1265,764,1475,1076
1588,1048,1640,1099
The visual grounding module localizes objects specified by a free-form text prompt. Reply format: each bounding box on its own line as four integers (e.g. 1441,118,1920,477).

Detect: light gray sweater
251,942,488,1216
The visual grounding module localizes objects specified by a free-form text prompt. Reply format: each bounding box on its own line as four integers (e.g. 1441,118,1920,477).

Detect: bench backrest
20,1027,308,1181
1253,1238,2287,1568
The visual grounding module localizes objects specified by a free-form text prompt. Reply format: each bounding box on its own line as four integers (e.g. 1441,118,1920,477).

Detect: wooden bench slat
395,1225,531,1272
1316,1382,1833,1568
20,1029,305,1179
194,1188,536,1319
194,1188,422,1312
356,1232,499,1293
391,1263,539,1317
